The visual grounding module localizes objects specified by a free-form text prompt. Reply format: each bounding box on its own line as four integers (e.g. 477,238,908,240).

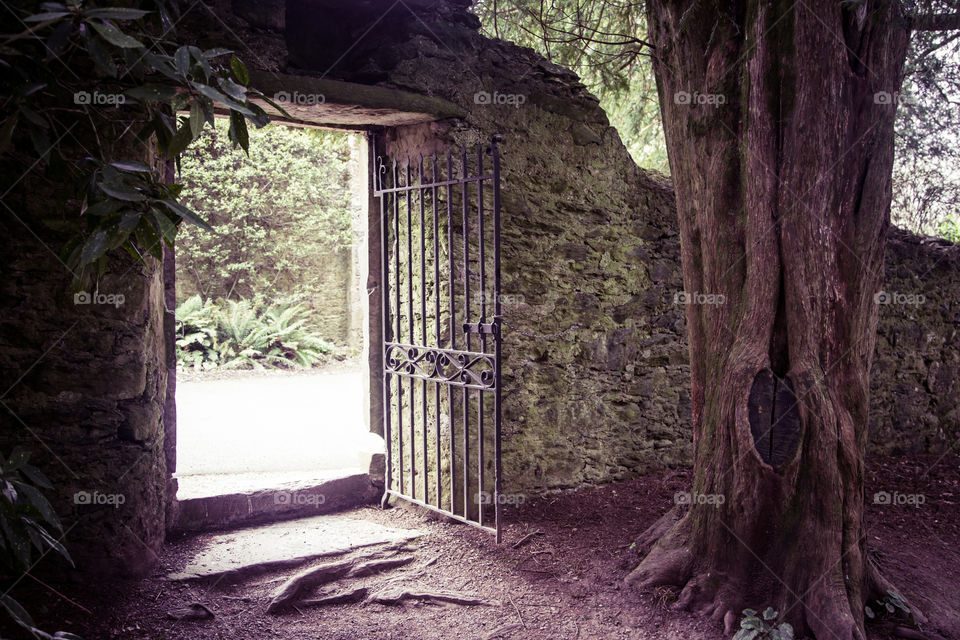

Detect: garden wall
0,175,168,578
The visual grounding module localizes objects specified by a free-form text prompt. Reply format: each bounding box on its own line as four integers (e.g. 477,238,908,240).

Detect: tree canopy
474,0,960,239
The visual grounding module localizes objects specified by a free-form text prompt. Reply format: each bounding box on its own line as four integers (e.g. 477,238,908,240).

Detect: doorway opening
171,121,381,503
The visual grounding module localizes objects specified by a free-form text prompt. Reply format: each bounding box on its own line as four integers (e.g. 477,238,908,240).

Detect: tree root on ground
367,588,493,606
624,510,943,640
267,543,414,613
267,541,490,613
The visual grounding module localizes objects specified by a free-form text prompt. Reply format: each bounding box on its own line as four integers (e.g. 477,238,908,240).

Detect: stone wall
0,183,167,577
872,230,960,455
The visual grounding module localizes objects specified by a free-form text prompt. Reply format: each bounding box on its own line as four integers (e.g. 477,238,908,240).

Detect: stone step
172,455,385,533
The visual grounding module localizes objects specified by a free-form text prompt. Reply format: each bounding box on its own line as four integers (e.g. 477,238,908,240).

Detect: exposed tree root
625,509,693,591
299,587,370,607
368,587,493,606
267,545,414,613
483,623,523,639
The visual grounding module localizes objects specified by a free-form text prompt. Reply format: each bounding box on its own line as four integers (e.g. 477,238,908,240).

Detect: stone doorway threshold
172,454,385,533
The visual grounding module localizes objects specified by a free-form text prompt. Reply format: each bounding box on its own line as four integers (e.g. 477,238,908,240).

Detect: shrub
175,121,357,308
175,295,337,371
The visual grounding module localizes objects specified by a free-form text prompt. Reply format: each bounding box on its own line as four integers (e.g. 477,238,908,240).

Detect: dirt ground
5,454,959,640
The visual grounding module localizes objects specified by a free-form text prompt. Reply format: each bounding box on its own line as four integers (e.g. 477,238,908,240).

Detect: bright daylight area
2,1,960,640
170,121,383,500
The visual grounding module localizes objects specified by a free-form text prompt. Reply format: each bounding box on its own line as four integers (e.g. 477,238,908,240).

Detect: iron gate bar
461,143,471,523
432,154,441,510
373,136,503,542
492,136,503,538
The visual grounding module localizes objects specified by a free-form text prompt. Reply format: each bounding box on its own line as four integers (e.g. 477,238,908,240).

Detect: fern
174,295,337,370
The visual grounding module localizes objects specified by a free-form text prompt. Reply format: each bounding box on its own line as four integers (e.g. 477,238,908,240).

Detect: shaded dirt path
10,455,959,640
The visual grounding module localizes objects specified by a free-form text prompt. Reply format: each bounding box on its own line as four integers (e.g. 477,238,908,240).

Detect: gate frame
371,134,504,542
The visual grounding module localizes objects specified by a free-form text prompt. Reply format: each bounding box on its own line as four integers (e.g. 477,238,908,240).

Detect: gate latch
463,318,501,335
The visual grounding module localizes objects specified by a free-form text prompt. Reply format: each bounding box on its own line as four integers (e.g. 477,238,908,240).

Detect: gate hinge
463,317,501,335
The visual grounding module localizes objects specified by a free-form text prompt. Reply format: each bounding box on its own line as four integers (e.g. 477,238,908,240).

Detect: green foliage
939,214,960,243
892,17,960,235
734,607,795,640
0,448,81,639
865,590,913,624
175,295,337,371
474,0,959,235
175,120,356,304
472,0,668,172
0,0,284,290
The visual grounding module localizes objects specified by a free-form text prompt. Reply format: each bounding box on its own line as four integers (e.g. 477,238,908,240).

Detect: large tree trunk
627,2,910,638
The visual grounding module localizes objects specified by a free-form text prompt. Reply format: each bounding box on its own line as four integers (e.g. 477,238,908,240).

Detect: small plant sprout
733,607,795,640
864,590,912,623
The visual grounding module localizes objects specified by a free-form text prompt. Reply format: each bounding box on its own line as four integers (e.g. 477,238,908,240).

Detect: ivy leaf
125,84,177,102
779,622,794,640
190,82,255,116
228,109,249,153
80,229,110,265
98,182,145,201
762,607,778,620
88,21,143,49
230,55,250,85
865,605,875,619
84,8,151,20
159,198,213,231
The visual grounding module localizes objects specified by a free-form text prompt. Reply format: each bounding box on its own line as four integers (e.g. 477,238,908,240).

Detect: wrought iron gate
373,136,503,542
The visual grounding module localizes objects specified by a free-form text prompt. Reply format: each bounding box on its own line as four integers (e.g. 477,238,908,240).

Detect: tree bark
627,2,911,639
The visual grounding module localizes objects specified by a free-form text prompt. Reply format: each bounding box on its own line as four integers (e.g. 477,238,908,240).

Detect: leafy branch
0,0,288,289
0,447,80,639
